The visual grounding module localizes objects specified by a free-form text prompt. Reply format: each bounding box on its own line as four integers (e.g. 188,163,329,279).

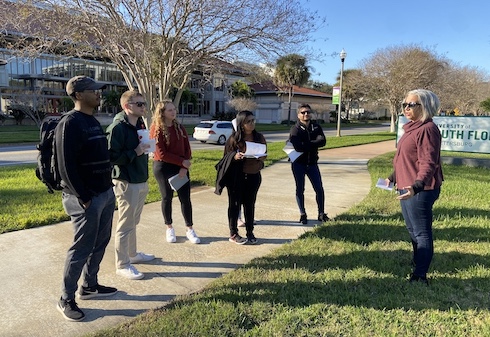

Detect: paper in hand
168,174,189,191
244,141,266,158
137,129,156,153
283,141,303,162
376,178,394,191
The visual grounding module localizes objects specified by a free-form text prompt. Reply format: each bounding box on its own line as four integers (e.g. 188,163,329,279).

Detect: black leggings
227,172,261,237
153,161,193,227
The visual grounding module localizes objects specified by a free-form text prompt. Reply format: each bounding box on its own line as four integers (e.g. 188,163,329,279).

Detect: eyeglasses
299,110,312,115
402,102,421,109
245,118,256,125
129,102,147,107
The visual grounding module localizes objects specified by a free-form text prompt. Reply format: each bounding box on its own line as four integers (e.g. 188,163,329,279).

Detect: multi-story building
0,46,249,122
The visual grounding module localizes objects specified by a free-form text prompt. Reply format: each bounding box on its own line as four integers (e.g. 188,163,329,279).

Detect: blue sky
299,0,490,84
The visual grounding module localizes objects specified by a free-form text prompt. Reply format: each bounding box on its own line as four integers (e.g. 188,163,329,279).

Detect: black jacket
214,151,242,195
55,110,113,203
289,120,326,165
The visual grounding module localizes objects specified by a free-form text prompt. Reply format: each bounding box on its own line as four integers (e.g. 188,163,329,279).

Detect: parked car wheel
218,135,226,145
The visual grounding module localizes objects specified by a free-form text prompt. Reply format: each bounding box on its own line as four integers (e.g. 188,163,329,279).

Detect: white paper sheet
168,174,189,191
137,129,156,153
282,141,303,162
376,178,394,191
244,141,266,158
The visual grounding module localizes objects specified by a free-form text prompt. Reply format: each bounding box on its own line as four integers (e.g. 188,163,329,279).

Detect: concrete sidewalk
0,140,396,337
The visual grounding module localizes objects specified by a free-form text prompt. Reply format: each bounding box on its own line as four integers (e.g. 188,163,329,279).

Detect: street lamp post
336,49,347,137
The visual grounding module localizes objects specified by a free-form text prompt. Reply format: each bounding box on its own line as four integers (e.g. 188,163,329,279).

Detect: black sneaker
318,213,330,222
299,214,307,224
57,297,85,322
229,234,248,245
77,284,118,300
247,234,258,245
409,273,429,286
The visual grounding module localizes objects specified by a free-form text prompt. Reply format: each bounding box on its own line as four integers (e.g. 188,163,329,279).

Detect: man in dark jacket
107,90,154,281
289,103,330,224
55,76,117,322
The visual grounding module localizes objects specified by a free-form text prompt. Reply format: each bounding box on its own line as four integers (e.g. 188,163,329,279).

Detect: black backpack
35,115,65,193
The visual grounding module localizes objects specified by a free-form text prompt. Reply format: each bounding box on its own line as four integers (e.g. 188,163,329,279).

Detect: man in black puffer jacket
288,103,330,225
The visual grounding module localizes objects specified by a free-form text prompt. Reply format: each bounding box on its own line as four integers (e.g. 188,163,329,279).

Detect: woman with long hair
150,100,200,244
220,111,267,244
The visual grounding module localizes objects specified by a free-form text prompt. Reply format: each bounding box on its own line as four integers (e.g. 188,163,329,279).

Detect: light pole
336,49,346,137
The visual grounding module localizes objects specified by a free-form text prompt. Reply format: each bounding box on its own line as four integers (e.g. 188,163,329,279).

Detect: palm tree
274,54,310,125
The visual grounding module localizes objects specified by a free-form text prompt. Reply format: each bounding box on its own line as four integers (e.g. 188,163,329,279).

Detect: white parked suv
193,120,234,145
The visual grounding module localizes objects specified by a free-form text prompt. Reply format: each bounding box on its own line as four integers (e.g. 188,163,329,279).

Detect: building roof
250,81,330,98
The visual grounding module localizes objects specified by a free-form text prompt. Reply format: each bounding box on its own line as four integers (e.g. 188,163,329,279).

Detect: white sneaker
166,228,176,243
186,229,201,244
116,265,144,280
129,252,155,264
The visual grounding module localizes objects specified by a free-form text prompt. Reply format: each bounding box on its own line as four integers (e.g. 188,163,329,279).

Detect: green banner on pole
332,86,340,105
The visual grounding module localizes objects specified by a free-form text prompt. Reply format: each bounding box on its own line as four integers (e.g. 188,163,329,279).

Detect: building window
213,78,223,91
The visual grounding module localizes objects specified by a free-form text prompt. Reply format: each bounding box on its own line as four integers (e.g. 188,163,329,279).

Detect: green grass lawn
0,121,383,144
0,132,395,234
85,149,490,337
2,129,489,336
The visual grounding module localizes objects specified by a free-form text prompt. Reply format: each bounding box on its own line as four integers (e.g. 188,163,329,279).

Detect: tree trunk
390,104,397,133
287,86,293,125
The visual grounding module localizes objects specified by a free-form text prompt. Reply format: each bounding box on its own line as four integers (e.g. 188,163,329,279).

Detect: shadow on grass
252,247,489,276
194,274,490,312
193,211,490,312
193,214,490,311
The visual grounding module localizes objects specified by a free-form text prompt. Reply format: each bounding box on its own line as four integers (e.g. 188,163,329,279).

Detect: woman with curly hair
150,100,200,244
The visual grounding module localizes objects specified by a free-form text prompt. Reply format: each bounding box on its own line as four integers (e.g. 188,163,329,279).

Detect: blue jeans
61,188,115,300
291,162,325,215
399,188,440,278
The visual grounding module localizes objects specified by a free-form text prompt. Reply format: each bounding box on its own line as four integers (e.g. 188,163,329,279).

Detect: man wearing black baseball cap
55,75,117,321
66,75,106,96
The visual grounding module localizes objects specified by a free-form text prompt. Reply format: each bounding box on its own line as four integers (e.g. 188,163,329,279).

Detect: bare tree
1,0,323,116
337,69,365,120
5,86,50,127
236,62,275,84
435,63,489,115
226,97,257,113
360,45,445,132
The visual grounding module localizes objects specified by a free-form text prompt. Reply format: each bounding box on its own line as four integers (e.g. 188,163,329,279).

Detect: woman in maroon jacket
150,100,200,245
386,89,443,285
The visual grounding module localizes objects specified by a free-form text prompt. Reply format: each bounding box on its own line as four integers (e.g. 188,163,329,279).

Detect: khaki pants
113,180,149,269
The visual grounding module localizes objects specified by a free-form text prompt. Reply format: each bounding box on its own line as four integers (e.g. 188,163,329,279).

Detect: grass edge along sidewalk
87,148,490,336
